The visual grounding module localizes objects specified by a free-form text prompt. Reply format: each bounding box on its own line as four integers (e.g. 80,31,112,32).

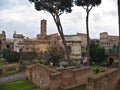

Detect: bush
112,62,119,68
46,46,65,66
2,49,20,63
92,65,105,74
90,41,106,65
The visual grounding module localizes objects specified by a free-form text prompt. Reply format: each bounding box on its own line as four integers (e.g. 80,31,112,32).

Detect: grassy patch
40,60,49,65
1,70,17,77
0,59,7,67
91,65,105,73
112,62,119,68
0,63,6,67
0,80,36,90
67,84,86,90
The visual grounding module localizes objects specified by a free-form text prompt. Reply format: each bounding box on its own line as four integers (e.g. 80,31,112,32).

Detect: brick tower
37,19,47,40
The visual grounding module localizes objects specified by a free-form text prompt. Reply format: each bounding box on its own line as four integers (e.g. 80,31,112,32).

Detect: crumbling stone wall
26,64,59,89
26,64,94,90
58,67,94,89
87,68,120,90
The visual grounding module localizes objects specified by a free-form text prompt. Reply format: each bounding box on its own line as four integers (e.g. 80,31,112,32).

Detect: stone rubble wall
26,64,94,90
87,68,120,90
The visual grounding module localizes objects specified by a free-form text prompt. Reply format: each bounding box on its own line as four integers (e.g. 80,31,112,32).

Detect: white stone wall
65,35,82,60
14,38,24,52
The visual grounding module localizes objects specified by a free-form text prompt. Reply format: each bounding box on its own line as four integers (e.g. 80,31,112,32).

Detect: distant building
0,31,6,50
13,19,82,61
100,32,119,49
13,19,60,52
6,39,14,50
13,31,25,52
65,35,82,60
77,33,87,47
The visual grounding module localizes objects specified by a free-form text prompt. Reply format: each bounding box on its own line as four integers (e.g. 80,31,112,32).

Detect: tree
28,0,73,63
118,0,120,68
46,45,65,66
75,0,101,65
90,41,106,65
2,49,20,63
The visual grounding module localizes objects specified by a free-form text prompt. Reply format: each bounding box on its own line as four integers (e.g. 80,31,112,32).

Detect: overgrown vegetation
0,70,17,77
90,41,106,65
2,49,20,63
46,46,65,66
0,80,36,90
0,58,7,67
91,65,105,73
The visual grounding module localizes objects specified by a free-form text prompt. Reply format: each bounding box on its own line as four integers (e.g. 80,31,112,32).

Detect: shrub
2,49,20,63
46,46,65,66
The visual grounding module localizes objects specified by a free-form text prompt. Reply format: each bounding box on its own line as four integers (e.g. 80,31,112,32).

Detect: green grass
112,62,119,68
0,63,6,67
1,70,17,77
67,84,86,90
0,80,36,90
0,59,7,67
91,65,105,73
40,60,49,65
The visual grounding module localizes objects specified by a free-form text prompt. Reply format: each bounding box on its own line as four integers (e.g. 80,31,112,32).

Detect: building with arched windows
100,32,119,49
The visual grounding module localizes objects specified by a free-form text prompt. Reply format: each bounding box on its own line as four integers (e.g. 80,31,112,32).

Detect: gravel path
0,72,27,84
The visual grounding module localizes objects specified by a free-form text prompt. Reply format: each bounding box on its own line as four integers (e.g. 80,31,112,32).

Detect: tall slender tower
41,19,47,36
37,19,47,40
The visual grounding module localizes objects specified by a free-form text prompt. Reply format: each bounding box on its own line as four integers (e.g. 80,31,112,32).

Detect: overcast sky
0,0,119,39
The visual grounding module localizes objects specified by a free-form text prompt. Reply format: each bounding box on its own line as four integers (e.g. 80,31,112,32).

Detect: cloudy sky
0,0,119,39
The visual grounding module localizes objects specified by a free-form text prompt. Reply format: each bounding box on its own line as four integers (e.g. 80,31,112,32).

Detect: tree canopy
75,0,101,7
29,0,73,15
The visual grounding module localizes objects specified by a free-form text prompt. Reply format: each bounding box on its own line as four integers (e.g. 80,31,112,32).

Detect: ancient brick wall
58,67,94,89
26,64,57,89
26,64,94,90
87,68,120,90
26,64,61,90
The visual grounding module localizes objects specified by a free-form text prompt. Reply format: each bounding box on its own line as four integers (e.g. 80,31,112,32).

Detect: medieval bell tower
37,19,47,40
41,19,47,36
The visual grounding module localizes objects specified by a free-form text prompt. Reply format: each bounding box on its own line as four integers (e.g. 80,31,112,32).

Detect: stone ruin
26,64,94,90
26,64,120,90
